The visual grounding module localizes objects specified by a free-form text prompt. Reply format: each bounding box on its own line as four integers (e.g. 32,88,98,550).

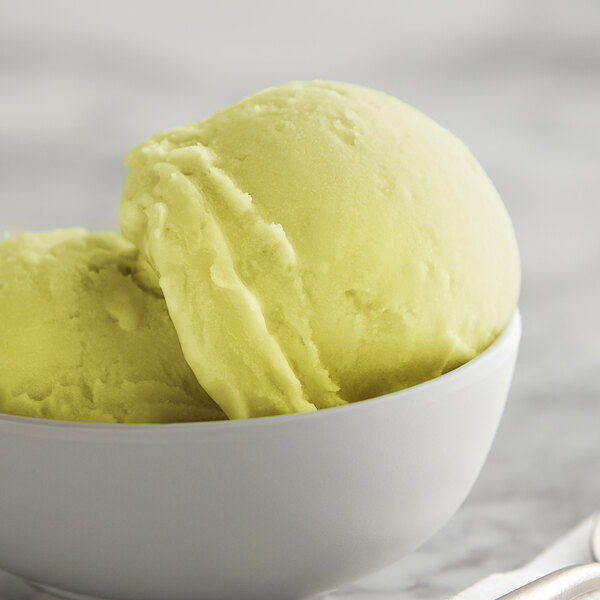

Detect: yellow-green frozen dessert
120,80,520,420
0,229,225,423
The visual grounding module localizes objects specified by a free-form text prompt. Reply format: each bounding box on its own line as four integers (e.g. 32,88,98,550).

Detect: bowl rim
0,309,521,435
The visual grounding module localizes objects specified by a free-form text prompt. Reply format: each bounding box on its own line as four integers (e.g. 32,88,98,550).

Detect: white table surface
1,1,599,598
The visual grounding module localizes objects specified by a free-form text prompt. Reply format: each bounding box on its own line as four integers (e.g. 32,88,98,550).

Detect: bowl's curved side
0,312,521,600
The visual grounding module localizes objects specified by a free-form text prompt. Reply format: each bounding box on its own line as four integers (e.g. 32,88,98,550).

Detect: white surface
312,515,600,599
451,515,600,600
1,1,599,598
0,313,520,600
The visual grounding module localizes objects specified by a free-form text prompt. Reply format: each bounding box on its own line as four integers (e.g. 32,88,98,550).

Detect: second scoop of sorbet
0,229,225,423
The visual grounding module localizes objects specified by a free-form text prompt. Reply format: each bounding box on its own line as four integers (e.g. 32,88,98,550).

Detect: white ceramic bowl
0,311,521,600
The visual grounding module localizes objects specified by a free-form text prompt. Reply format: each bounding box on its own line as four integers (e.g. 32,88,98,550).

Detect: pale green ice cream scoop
121,80,520,420
0,229,225,423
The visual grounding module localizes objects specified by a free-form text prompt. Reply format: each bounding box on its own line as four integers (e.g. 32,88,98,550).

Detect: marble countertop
1,1,599,598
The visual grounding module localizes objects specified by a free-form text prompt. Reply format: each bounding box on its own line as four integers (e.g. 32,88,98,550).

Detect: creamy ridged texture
0,229,225,423
121,80,520,419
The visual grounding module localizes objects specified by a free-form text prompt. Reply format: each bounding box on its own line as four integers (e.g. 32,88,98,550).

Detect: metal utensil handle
496,563,600,600
591,512,600,562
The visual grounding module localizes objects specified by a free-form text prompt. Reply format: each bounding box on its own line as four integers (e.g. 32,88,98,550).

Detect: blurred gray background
1,1,599,598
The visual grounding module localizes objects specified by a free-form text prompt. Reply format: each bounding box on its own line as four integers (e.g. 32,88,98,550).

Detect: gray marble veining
1,1,599,598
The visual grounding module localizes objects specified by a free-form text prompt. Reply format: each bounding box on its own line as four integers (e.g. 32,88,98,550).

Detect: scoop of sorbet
120,80,520,420
0,229,225,423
